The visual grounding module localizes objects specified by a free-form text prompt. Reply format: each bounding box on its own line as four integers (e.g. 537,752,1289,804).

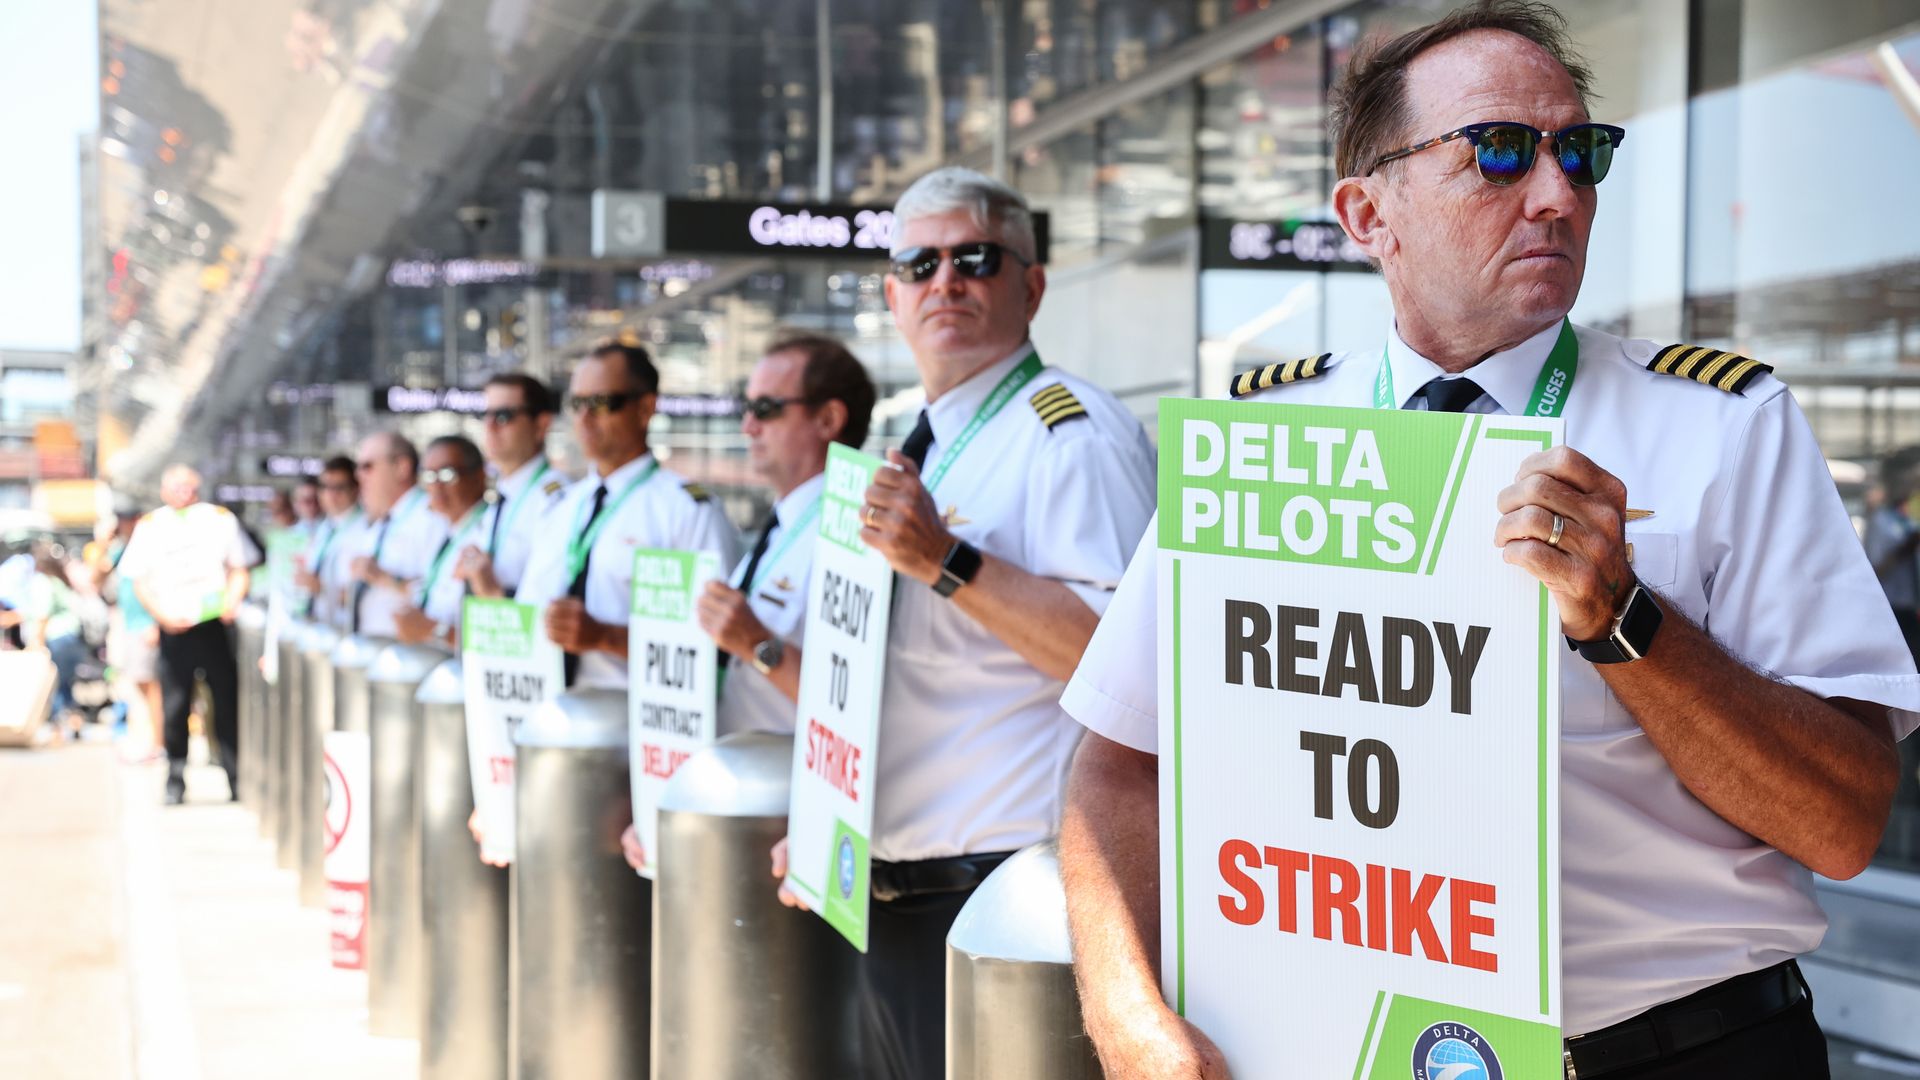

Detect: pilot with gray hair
769,165,1155,1078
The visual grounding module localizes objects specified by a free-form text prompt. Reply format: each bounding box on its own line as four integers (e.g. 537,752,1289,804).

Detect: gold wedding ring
1547,513,1565,548
862,503,878,527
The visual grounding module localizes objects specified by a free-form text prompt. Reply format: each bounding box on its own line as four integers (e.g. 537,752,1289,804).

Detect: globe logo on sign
836,835,857,899
1411,1021,1503,1080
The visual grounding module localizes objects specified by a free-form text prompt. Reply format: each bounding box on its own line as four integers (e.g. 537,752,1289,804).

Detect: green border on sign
1172,556,1186,1015
1164,415,1564,1044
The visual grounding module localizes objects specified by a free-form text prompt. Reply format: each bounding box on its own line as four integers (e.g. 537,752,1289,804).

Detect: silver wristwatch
751,636,786,675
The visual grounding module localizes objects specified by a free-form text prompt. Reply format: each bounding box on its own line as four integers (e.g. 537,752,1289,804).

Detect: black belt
1563,959,1809,1078
869,851,1015,903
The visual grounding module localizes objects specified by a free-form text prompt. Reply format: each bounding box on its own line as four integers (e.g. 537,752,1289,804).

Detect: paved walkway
0,738,412,1080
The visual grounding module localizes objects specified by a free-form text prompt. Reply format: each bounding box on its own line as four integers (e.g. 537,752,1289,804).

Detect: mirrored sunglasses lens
1559,128,1613,186
1474,126,1536,185
953,244,1000,277
891,248,938,282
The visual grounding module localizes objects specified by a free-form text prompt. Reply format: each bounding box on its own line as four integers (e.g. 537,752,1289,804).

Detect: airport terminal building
87,0,1920,1051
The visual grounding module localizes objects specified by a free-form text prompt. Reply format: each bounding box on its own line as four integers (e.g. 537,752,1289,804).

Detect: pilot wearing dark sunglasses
789,166,1157,1080
1064,5,1918,1079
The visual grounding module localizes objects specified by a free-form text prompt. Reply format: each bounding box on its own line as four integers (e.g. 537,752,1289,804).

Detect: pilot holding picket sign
619,330,877,871
1058,6,1919,1080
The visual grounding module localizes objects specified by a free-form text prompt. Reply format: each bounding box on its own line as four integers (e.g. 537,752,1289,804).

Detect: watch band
933,539,983,598
751,635,785,676
1567,581,1663,664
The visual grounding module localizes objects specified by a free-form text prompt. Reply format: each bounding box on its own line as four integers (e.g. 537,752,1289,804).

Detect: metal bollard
416,658,509,1080
235,603,267,814
513,688,651,1079
297,624,341,908
256,617,283,842
365,642,448,1040
274,621,308,869
653,732,861,1079
946,840,1105,1080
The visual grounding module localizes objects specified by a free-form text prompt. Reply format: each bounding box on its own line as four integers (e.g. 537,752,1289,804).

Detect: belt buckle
1563,1045,1578,1079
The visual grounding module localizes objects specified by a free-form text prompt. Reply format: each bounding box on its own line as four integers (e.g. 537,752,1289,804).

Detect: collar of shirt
924,340,1035,451
771,471,825,533
496,454,549,501
594,450,656,492
1384,317,1563,415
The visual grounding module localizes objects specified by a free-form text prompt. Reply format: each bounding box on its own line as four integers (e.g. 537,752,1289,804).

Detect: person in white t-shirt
117,464,260,804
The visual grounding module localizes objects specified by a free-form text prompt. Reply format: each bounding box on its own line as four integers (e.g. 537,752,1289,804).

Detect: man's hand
769,837,809,911
453,546,505,599
1495,446,1633,640
861,450,953,585
544,597,606,654
1095,1011,1232,1080
620,823,648,872
696,581,770,660
392,605,437,645
294,567,323,593
468,808,509,868
349,555,379,583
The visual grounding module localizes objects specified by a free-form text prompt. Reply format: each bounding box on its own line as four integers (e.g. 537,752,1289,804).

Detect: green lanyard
919,351,1045,492
416,501,489,605
1373,318,1578,418
741,498,821,593
565,459,660,583
489,459,549,557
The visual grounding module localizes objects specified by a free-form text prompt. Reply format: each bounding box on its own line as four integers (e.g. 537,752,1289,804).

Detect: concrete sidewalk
0,740,413,1080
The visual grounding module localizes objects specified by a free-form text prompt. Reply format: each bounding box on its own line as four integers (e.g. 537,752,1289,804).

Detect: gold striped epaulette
1030,383,1088,430
541,478,565,497
1646,343,1772,395
1229,353,1331,399
682,482,712,503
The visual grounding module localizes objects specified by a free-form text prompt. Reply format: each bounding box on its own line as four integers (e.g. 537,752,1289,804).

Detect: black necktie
563,484,609,686
900,409,935,470
736,509,779,596
350,516,391,635
1417,376,1486,414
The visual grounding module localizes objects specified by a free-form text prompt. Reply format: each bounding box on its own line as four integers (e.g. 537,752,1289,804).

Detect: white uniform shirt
416,498,497,630
1061,319,1920,1036
118,502,261,628
488,455,568,593
717,472,823,737
303,511,357,624
515,453,741,690
875,345,1156,863
330,489,447,639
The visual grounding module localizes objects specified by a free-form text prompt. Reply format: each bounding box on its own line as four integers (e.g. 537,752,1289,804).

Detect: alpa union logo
836,835,857,899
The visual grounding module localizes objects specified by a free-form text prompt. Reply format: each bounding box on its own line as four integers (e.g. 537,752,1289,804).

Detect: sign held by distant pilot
461,598,563,865
627,548,723,879
1156,398,1564,1078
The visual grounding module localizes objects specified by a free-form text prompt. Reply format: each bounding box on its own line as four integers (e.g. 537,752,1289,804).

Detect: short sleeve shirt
1061,320,1920,1035
716,472,823,737
874,345,1157,862
514,453,742,690
118,502,261,627
416,499,497,629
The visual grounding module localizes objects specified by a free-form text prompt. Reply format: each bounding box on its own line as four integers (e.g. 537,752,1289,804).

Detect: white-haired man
769,166,1156,1078
118,464,260,804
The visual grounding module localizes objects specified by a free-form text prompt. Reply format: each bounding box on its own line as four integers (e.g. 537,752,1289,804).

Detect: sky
0,2,99,353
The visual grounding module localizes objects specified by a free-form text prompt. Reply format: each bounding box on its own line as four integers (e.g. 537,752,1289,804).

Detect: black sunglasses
1367,122,1626,187
483,406,533,425
741,395,816,421
889,242,1030,284
568,390,649,416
